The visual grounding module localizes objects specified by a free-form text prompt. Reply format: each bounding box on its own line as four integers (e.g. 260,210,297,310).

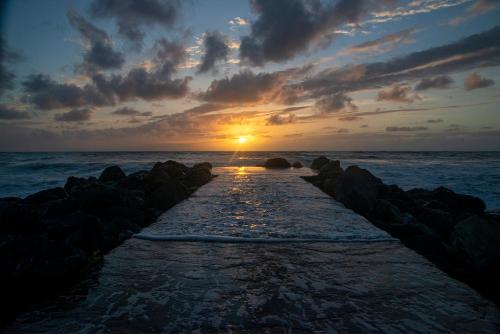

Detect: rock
118,170,149,190
0,198,42,233
99,166,126,183
311,156,330,170
332,166,383,215
372,199,407,224
193,162,213,170
318,160,343,179
264,158,291,169
183,166,212,188
292,161,303,168
145,168,171,191
25,187,67,205
451,215,500,273
64,176,90,194
415,207,455,240
433,187,486,216
145,180,190,210
153,160,188,178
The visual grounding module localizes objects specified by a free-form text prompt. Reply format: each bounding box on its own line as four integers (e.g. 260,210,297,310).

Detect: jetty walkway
7,167,500,333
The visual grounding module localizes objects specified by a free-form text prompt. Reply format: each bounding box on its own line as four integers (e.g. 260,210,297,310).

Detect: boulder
118,170,149,190
99,166,126,183
264,158,291,169
372,199,408,224
451,215,500,273
292,161,303,168
183,166,212,188
64,176,90,194
0,198,42,233
145,180,190,210
433,187,486,216
153,160,189,178
318,160,343,179
25,187,67,205
415,207,455,240
311,156,330,170
193,162,213,170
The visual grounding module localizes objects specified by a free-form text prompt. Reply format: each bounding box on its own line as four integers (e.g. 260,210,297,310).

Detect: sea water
0,151,499,210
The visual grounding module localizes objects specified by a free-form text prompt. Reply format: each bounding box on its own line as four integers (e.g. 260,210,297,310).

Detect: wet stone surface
7,167,500,333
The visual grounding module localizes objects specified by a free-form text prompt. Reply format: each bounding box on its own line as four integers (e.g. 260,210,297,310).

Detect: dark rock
451,215,500,273
264,158,291,169
0,198,42,233
25,187,67,205
333,166,383,215
415,207,455,240
145,168,171,191
153,160,188,178
193,162,213,170
64,176,90,194
433,186,486,216
311,156,330,170
183,166,212,188
145,180,190,210
118,170,149,190
318,160,343,179
292,161,303,168
372,199,406,224
99,166,126,183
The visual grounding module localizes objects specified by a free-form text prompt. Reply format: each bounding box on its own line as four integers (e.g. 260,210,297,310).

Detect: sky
0,0,499,151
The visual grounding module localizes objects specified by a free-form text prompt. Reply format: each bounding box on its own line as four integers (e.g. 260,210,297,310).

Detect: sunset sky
0,0,499,151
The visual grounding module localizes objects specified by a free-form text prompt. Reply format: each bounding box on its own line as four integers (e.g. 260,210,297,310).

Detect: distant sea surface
0,151,499,210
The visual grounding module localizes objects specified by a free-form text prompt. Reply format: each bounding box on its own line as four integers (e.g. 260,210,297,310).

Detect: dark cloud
338,116,362,121
112,107,151,116
415,75,453,90
427,118,444,123
89,0,181,47
240,0,395,66
0,37,24,96
0,105,31,120
386,126,428,132
54,108,93,122
465,72,495,90
22,39,191,110
67,10,124,73
377,85,420,103
449,0,500,26
315,92,357,113
266,113,297,125
297,26,500,102
197,32,230,74
337,128,349,133
200,67,306,104
341,28,417,55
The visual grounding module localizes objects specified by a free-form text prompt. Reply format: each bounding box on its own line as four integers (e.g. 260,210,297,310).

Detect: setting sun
238,136,247,144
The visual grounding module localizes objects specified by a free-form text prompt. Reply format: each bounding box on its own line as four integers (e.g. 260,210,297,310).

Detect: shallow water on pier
7,167,500,333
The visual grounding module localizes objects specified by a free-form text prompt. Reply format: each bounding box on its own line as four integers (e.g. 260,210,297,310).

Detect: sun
238,136,247,144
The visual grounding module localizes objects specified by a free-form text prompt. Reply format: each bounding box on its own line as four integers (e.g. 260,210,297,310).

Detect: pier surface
7,167,500,333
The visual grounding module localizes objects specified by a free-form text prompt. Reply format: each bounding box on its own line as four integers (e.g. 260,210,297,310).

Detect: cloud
266,113,297,125
54,108,93,122
315,92,357,113
427,118,444,123
112,107,151,116
377,84,421,103
239,0,396,66
465,72,495,90
67,10,124,73
341,28,418,56
297,25,500,102
229,16,249,27
449,0,500,26
386,126,428,132
0,37,24,96
89,0,182,47
0,105,31,120
22,39,191,110
338,116,362,121
415,75,453,90
200,67,307,104
197,32,230,74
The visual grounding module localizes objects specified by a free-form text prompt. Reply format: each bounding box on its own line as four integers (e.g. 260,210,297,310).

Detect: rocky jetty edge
0,160,214,319
297,156,499,305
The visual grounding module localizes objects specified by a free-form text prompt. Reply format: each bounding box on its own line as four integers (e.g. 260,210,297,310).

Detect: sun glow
238,136,248,144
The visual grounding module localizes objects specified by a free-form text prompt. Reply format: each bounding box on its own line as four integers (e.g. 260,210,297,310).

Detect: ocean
0,151,499,210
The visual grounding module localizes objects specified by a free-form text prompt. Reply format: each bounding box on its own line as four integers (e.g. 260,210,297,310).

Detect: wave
133,233,397,243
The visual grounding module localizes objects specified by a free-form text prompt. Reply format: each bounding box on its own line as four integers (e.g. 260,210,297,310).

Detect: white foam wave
133,233,397,243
